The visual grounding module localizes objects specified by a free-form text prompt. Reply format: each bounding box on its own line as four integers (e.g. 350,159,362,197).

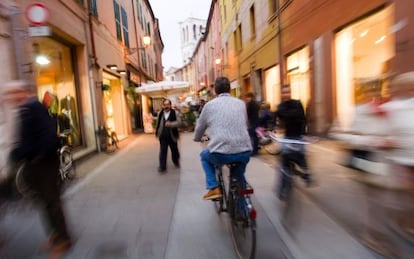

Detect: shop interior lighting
359,30,368,38
117,70,127,75
106,64,118,70
35,55,51,65
215,58,222,65
375,35,386,44
142,35,151,47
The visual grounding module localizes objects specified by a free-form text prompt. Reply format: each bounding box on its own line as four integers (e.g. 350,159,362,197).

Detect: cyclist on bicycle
276,84,312,199
193,77,252,200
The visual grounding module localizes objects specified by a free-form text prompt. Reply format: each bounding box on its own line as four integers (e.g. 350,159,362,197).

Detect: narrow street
2,132,411,258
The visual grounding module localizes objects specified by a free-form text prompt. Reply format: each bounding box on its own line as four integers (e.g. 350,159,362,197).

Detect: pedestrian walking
244,92,260,156
155,99,182,172
3,80,72,259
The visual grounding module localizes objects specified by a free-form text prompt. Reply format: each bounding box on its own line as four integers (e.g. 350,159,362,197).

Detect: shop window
264,66,281,111
33,38,82,147
287,46,310,108
335,5,395,129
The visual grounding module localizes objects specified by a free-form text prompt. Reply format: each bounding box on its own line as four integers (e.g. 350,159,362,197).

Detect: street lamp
142,35,151,47
124,35,152,85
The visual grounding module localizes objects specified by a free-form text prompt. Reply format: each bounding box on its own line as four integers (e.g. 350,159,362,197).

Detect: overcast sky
149,0,211,71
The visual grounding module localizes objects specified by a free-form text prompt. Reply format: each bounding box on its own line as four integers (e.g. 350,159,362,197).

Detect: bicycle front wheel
60,148,76,180
228,194,256,259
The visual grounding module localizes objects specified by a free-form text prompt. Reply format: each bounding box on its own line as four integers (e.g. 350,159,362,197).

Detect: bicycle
268,132,313,225
96,125,119,153
256,127,281,155
58,130,76,181
199,135,256,259
213,163,257,259
15,130,76,198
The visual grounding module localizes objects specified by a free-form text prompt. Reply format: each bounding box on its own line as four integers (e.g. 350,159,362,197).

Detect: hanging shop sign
28,26,51,37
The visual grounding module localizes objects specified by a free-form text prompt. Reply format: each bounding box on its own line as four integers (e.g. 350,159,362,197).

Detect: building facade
175,0,414,136
0,0,163,162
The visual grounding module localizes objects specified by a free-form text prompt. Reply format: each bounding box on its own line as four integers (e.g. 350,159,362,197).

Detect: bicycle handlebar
268,132,311,145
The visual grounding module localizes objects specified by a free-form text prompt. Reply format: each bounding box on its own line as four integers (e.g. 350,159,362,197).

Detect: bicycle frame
214,164,255,215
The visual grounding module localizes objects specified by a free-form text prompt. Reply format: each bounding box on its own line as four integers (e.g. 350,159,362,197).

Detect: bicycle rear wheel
15,162,37,198
228,193,256,259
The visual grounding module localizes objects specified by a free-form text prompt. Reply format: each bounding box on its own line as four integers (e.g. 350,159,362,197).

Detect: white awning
135,80,190,97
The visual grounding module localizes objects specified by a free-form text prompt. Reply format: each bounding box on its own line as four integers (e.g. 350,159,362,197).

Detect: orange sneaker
203,187,222,200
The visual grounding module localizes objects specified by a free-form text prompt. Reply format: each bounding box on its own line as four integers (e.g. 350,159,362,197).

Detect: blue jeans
200,149,251,190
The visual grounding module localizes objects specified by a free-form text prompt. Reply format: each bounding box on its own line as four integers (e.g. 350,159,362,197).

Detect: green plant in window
102,84,111,91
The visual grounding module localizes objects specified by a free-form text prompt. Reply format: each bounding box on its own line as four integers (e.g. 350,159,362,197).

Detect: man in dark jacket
4,80,72,258
155,99,182,172
276,84,312,199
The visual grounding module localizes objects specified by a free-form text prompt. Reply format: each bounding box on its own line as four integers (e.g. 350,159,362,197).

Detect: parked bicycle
15,130,76,198
96,125,119,153
58,130,76,180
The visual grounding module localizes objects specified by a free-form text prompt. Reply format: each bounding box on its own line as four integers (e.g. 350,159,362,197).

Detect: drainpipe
277,0,284,86
277,0,293,87
9,3,25,80
86,0,101,151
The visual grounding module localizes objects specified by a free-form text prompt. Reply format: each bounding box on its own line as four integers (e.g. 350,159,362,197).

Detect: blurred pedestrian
329,84,390,173
198,99,206,115
244,92,260,156
155,99,182,172
275,84,312,200
3,80,72,258
255,102,273,142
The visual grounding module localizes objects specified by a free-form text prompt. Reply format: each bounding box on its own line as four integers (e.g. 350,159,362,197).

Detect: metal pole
277,0,284,86
9,4,25,79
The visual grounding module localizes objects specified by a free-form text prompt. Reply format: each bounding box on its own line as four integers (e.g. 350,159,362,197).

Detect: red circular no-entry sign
25,2,49,26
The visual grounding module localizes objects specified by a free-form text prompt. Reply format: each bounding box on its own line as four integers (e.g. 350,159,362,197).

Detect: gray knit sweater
193,93,252,154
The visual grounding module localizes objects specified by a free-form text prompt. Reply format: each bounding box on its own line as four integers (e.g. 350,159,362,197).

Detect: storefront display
286,46,310,109
263,65,280,111
335,5,395,129
102,74,127,139
34,37,82,146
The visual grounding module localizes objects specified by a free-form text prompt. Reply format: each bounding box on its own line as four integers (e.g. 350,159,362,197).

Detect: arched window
193,24,196,39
